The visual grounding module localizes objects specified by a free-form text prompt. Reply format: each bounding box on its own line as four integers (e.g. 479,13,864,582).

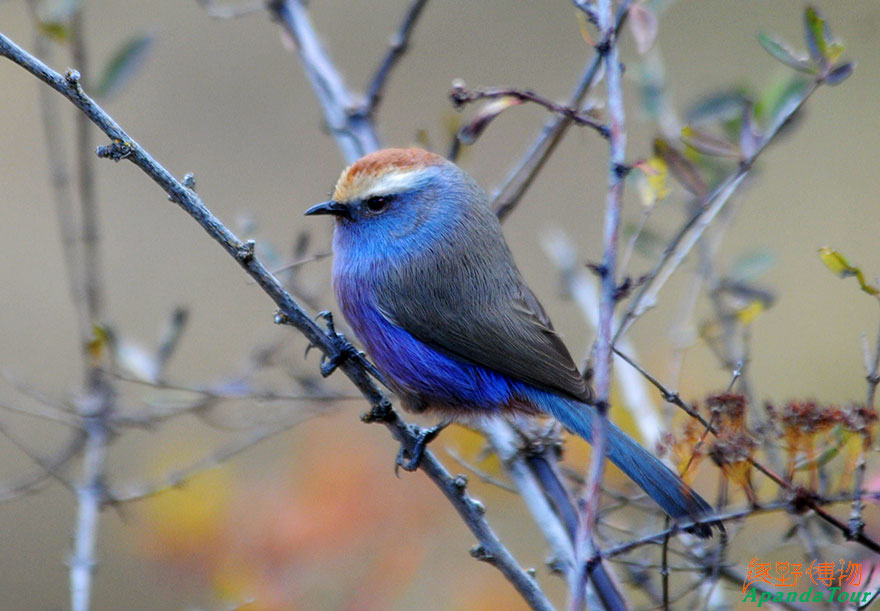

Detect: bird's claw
312,310,362,378
395,421,450,475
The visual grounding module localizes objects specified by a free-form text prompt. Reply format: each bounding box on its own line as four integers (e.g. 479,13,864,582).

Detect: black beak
304,200,350,219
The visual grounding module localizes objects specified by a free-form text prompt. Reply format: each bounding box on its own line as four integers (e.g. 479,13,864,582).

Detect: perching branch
0,31,553,611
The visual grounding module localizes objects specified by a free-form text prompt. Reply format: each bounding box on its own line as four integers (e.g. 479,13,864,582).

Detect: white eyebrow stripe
358,170,423,199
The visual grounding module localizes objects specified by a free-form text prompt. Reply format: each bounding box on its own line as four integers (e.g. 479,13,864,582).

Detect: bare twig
571,1,631,608
445,447,517,493
482,420,577,588
851,312,880,537
541,229,663,447
267,0,380,163
365,0,429,116
491,5,629,221
613,81,822,343
450,84,609,138
21,6,114,608
0,430,85,503
0,33,552,610
108,418,313,503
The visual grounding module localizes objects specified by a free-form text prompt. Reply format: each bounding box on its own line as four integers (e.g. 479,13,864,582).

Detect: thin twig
852,309,880,535
267,0,380,163
445,447,517,494
0,33,553,609
450,84,608,138
0,430,85,503
482,420,577,590
613,345,880,554
572,1,631,608
108,418,314,503
613,81,822,343
491,5,629,221
365,0,429,116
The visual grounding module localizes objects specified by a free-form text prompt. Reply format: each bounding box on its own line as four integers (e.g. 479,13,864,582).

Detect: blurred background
1,0,879,608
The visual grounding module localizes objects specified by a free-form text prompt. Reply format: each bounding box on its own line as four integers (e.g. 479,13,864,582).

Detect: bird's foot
312,310,363,377
395,420,451,474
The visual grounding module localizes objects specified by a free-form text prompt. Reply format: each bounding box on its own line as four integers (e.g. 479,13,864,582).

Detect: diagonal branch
491,4,630,221
267,0,380,163
613,80,821,343
0,31,552,610
365,0,430,117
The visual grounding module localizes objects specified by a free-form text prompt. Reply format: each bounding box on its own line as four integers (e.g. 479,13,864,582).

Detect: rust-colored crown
332,148,445,202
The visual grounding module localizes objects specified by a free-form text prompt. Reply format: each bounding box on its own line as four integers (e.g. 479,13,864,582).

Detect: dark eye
365,195,390,213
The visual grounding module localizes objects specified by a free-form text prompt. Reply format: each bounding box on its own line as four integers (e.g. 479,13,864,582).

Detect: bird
305,147,716,536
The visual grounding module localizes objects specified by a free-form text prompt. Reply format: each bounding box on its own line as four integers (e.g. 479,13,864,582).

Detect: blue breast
334,268,521,411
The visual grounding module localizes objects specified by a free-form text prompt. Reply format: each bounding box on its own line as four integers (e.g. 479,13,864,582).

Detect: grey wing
377,256,593,404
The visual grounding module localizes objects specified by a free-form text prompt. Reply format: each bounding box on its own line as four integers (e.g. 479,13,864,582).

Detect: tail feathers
541,394,718,538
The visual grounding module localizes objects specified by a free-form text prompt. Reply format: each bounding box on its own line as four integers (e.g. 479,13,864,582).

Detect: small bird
306,148,715,536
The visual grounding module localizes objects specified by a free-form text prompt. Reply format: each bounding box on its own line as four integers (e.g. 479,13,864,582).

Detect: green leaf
760,76,810,138
793,427,848,471
624,223,667,260
804,6,828,64
825,62,855,86
94,33,155,100
686,90,750,126
757,33,814,73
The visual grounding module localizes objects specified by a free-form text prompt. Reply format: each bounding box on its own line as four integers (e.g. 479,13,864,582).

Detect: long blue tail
537,391,717,537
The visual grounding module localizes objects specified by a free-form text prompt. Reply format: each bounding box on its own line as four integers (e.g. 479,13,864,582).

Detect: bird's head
305,148,489,256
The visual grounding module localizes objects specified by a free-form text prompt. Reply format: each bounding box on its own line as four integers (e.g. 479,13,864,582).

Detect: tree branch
267,0,380,163
491,4,629,221
571,1,631,608
0,31,553,610
613,80,821,343
365,0,429,117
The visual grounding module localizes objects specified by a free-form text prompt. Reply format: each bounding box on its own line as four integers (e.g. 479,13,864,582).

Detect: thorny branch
0,29,553,611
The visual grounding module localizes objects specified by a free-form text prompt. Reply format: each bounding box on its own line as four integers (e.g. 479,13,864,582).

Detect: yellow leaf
818,247,880,296
818,246,854,276
87,324,109,364
736,300,765,325
826,41,845,64
634,156,670,206
37,21,69,43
